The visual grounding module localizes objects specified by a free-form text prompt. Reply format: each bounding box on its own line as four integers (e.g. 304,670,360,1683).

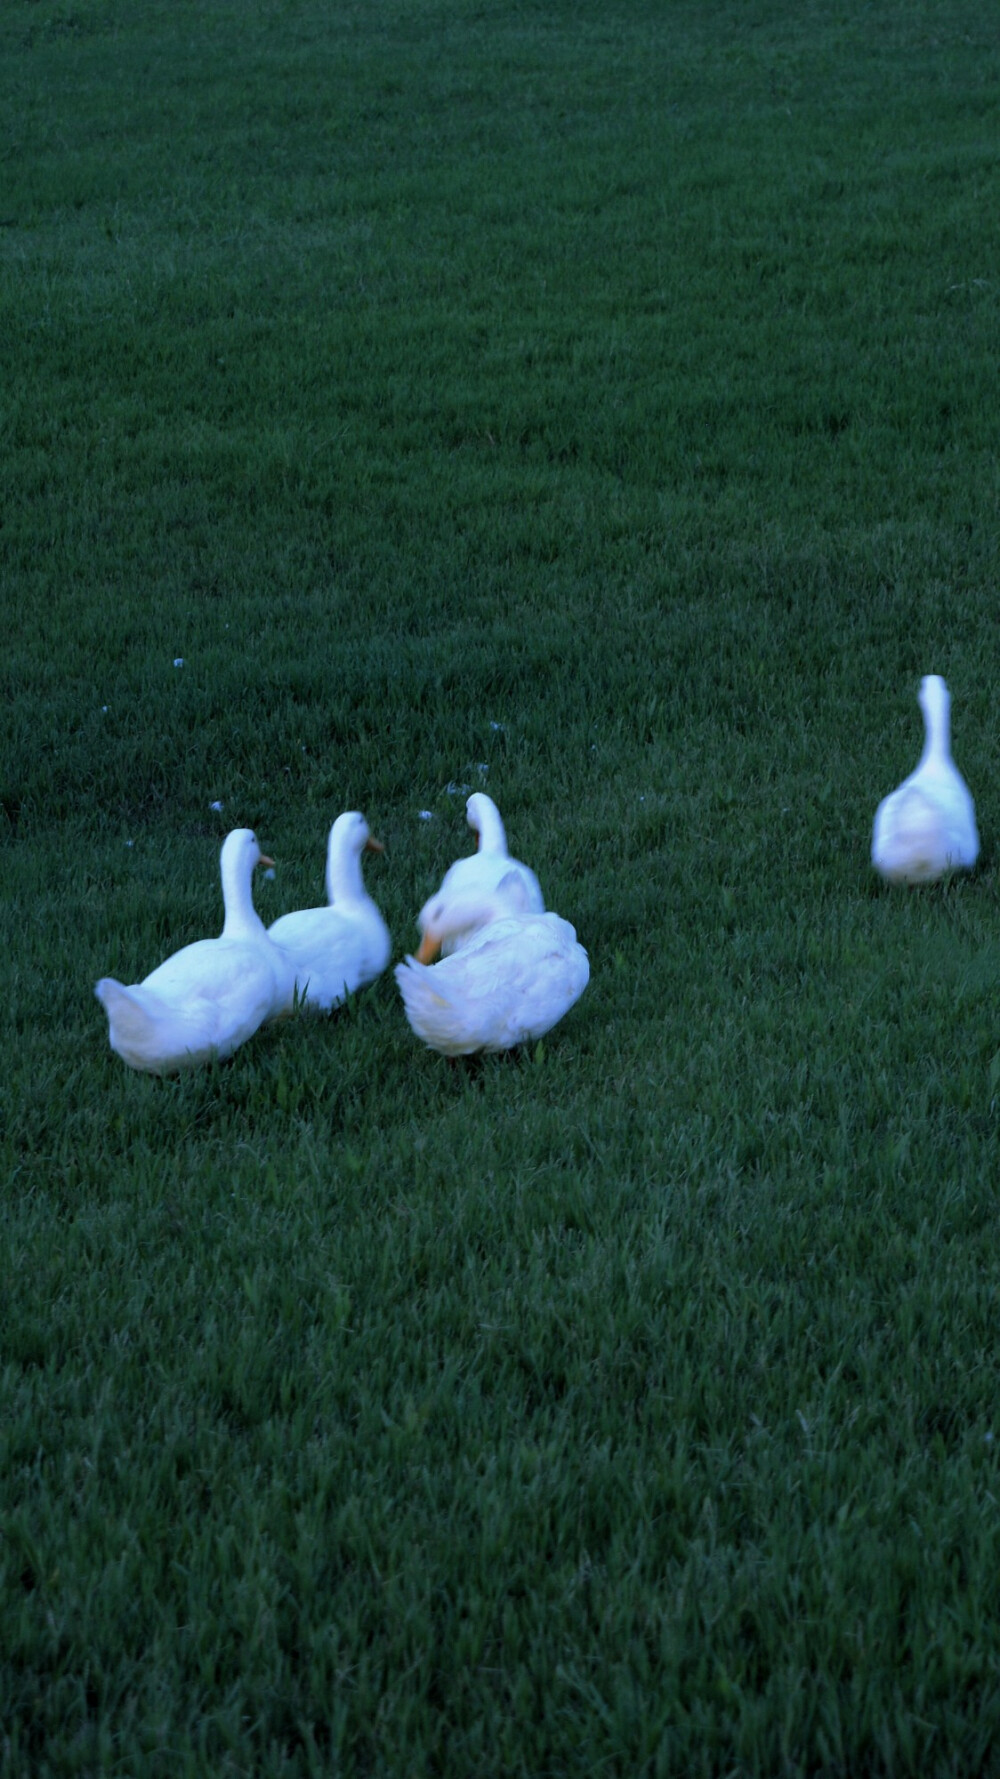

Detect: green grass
4,0,1000,1771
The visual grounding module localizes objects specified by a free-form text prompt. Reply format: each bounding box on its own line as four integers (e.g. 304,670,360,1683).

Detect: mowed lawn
4,0,1000,1771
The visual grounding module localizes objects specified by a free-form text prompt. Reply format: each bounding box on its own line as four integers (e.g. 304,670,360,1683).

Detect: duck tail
95,977,162,1057
394,958,470,1053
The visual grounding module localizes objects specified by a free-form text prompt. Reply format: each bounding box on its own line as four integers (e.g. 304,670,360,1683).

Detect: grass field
4,0,1000,1771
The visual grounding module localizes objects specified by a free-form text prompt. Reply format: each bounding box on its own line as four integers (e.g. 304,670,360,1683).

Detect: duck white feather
396,873,589,1056
267,811,390,1011
95,828,295,1073
428,792,544,954
872,675,979,883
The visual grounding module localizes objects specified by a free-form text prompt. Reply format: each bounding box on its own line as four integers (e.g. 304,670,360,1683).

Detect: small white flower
418,810,434,822
173,657,184,668
489,721,505,732
477,762,489,778
209,800,224,813
101,705,108,714
445,781,470,796
262,866,276,881
125,840,134,848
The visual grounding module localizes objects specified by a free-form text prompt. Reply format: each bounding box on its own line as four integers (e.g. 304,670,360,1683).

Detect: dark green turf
3,1,1000,1772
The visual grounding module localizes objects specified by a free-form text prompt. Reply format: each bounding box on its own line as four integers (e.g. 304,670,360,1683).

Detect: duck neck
472,800,508,854
327,843,367,908
920,681,950,764
440,888,512,946
220,849,266,939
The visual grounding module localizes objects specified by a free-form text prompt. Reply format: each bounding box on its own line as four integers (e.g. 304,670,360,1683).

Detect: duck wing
269,906,391,1011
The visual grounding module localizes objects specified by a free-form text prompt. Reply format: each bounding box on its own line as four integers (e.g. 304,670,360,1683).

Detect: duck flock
95,673,977,1075
95,792,590,1074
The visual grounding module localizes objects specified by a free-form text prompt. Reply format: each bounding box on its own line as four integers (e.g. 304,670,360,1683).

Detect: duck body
872,675,979,884
268,811,390,1012
396,874,589,1056
96,829,294,1073
430,793,544,953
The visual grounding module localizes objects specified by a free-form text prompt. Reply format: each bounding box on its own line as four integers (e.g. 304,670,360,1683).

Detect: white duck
396,872,589,1056
95,828,295,1074
428,792,544,953
871,675,979,884
267,810,390,1011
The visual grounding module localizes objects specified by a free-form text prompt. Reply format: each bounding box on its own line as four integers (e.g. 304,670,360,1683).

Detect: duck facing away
429,792,544,953
267,811,390,1012
872,675,979,884
95,828,295,1074
396,873,589,1056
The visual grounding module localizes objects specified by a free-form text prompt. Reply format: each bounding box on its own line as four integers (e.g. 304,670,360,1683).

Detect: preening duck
268,811,390,1011
396,872,589,1056
871,675,979,883
95,828,295,1073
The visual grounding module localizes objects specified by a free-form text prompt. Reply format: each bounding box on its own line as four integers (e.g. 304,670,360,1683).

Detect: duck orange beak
365,837,384,854
416,932,442,964
257,854,275,870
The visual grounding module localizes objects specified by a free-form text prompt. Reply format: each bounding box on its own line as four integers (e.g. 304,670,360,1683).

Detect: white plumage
424,792,544,957
871,675,979,884
95,829,295,1073
396,873,589,1056
268,811,390,1011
